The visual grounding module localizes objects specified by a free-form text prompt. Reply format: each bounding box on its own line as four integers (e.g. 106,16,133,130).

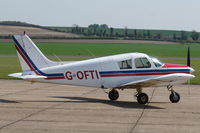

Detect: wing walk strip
12,36,65,80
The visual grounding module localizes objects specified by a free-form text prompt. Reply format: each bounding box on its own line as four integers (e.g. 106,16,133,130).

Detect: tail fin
12,34,57,73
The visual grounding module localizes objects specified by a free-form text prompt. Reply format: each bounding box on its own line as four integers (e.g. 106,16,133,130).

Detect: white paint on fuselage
32,53,191,89
32,53,154,87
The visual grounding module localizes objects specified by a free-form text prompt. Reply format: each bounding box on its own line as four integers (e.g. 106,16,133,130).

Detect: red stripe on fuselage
162,64,188,68
46,77,65,80
100,72,190,77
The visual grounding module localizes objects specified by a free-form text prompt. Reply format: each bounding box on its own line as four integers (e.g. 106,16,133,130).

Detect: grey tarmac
0,79,199,133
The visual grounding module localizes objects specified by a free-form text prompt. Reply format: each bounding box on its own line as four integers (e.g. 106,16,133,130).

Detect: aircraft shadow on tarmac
0,99,20,103
52,96,164,109
0,97,165,109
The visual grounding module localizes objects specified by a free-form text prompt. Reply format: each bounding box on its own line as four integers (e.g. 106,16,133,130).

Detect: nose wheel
108,89,119,101
169,91,180,103
167,85,180,103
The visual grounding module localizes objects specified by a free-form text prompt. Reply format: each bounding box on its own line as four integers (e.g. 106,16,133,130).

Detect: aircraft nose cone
189,67,194,73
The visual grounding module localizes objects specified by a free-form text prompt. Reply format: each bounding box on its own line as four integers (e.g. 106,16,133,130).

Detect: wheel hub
137,93,149,104
108,89,119,101
141,96,147,102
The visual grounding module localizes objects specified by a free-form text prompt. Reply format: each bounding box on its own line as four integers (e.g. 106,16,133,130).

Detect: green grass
0,56,86,79
1,42,200,57
0,57,21,79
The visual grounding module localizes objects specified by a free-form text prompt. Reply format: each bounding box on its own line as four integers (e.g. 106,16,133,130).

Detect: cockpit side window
118,59,132,69
135,57,151,68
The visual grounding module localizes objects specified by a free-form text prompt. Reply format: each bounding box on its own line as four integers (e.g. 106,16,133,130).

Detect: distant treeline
0,34,116,40
0,21,199,42
46,24,200,43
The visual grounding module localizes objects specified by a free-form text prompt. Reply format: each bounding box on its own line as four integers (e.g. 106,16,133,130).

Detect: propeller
186,46,191,95
187,46,190,67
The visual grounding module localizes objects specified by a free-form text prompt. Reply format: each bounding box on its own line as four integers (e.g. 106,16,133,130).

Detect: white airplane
9,34,195,104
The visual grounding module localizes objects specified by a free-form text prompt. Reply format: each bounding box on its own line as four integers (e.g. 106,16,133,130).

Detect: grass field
0,41,199,84
1,42,200,57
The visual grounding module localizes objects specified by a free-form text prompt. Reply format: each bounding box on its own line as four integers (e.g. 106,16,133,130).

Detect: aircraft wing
117,73,195,89
8,73,47,79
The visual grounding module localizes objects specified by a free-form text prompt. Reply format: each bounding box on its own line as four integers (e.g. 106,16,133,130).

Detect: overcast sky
0,0,200,31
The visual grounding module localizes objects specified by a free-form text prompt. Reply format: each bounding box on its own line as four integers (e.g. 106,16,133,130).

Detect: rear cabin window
135,57,151,68
118,59,132,69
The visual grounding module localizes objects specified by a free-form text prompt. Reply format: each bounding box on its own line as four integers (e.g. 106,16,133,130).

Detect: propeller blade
186,46,191,95
187,46,190,67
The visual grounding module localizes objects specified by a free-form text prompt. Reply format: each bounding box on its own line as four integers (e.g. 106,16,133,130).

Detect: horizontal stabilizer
8,73,47,79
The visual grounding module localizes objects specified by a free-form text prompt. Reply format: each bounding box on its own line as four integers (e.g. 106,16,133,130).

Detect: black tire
137,93,149,104
169,92,180,103
108,89,119,101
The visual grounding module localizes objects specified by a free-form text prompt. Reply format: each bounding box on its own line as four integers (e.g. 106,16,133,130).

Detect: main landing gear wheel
137,93,149,104
169,91,180,103
108,89,119,101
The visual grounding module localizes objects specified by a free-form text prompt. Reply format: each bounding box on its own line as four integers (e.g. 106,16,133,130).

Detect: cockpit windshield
150,57,164,67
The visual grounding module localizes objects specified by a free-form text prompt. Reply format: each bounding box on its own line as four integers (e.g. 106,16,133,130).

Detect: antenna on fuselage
86,48,95,57
53,54,64,65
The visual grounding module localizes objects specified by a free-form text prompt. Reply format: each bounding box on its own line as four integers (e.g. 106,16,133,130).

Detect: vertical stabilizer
12,34,57,73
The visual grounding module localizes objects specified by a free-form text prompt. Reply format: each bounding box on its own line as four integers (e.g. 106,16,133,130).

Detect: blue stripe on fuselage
99,69,190,75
